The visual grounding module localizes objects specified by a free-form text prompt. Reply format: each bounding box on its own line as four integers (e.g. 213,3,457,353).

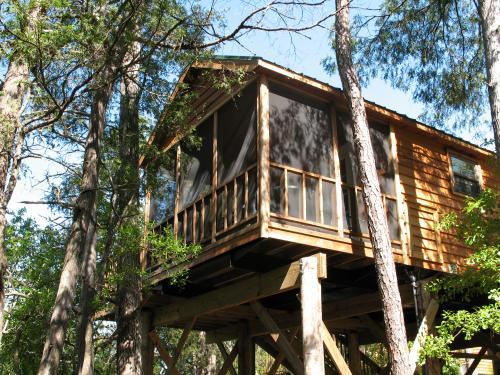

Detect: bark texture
334,1,411,374
38,75,113,375
479,0,500,161
0,56,29,348
115,40,143,375
75,200,98,375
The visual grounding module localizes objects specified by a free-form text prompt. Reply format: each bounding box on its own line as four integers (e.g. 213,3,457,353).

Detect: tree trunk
38,74,113,375
334,1,411,374
75,200,98,375
116,40,143,375
479,0,500,162
0,56,29,348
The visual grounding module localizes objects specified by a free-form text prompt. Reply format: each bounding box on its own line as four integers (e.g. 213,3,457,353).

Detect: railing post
258,75,270,237
173,145,181,239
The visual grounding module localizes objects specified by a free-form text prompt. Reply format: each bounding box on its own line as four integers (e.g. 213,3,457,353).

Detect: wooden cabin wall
393,124,497,271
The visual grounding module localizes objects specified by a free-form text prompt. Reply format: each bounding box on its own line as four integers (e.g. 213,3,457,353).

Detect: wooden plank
238,324,255,375
321,322,352,375
173,145,181,238
390,123,411,263
331,105,344,237
212,111,218,243
148,331,180,375
464,347,488,375
301,256,325,375
433,211,445,264
171,318,196,367
268,327,300,375
348,333,362,375
217,341,239,375
409,298,439,374
258,74,270,237
216,342,237,375
250,300,304,375
140,311,154,375
153,259,303,326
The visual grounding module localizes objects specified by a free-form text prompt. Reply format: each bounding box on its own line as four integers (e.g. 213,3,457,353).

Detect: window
450,154,481,197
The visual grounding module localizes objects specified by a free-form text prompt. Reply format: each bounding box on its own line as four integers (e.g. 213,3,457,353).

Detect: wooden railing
173,164,258,244
270,162,401,243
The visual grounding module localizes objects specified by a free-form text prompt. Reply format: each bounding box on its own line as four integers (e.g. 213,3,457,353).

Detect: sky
8,0,490,224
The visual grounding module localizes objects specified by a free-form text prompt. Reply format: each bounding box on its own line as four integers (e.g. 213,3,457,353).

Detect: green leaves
421,189,500,370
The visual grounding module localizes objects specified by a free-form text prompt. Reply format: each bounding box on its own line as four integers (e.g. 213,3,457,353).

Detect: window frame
447,150,483,198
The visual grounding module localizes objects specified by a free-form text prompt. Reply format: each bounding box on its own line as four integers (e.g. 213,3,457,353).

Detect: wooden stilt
321,322,352,375
268,327,300,375
238,324,255,375
409,298,439,374
250,300,303,374
347,333,361,375
300,255,325,375
139,311,154,375
464,347,488,375
148,331,180,375
217,341,239,375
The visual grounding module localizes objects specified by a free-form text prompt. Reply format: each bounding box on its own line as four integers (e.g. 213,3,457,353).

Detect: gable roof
143,56,494,166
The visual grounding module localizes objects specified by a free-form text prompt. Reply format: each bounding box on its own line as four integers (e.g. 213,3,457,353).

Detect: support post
409,298,439,374
258,75,270,237
139,311,154,375
348,333,361,375
238,324,255,375
464,347,488,375
300,255,325,375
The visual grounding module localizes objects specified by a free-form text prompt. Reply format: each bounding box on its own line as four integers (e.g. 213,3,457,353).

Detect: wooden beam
321,322,352,375
171,318,196,367
154,259,303,326
148,331,180,375
258,74,270,237
238,324,255,375
250,300,303,375
451,351,497,360
217,341,239,375
348,333,362,375
358,314,387,346
389,123,410,263
301,255,325,375
409,298,439,374
268,327,299,375
464,347,488,375
139,311,154,375
216,342,237,375
206,284,414,343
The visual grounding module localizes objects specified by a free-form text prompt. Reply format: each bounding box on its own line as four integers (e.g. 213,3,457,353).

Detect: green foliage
420,189,500,371
147,224,201,286
0,211,76,373
325,0,490,136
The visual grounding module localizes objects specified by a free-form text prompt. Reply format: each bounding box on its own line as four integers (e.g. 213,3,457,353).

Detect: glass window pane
322,180,336,227
386,198,400,241
451,156,476,179
305,177,319,222
270,167,284,214
287,172,303,218
247,168,257,215
150,167,176,224
217,83,257,186
270,84,333,176
179,118,212,209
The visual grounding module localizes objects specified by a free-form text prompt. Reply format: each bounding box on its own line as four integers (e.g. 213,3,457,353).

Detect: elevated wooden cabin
140,57,498,374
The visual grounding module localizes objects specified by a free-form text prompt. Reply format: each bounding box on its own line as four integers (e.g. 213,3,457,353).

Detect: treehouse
139,57,498,374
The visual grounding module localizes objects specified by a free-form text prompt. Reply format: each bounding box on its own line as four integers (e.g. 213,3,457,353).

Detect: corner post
139,310,154,375
258,75,270,237
238,323,255,375
347,333,361,375
300,254,326,375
